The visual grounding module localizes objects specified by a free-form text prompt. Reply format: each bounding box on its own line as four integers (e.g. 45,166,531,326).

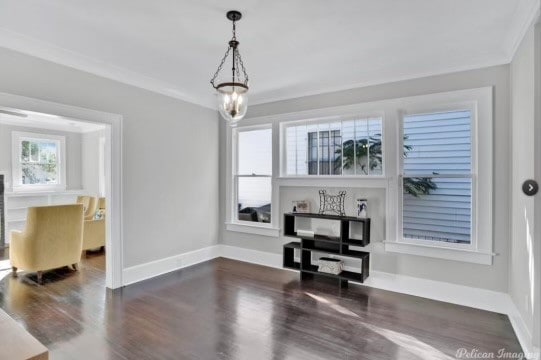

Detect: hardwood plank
0,252,523,359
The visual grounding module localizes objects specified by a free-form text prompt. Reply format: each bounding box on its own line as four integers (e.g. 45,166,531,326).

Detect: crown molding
504,0,541,62
0,0,537,111
249,59,509,106
0,28,215,110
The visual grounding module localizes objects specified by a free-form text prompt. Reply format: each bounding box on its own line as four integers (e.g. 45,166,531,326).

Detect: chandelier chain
236,49,249,84
210,46,231,88
209,11,249,89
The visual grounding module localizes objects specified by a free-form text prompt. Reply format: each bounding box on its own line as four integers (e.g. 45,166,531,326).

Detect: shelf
283,242,301,271
285,232,340,244
283,212,371,287
285,212,370,223
284,213,370,247
301,264,338,279
284,262,301,270
301,241,339,254
283,242,300,249
343,239,369,247
301,243,369,260
339,270,365,282
300,265,366,283
341,249,370,259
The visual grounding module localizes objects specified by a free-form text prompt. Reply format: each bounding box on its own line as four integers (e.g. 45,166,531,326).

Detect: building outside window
401,110,473,244
285,118,383,176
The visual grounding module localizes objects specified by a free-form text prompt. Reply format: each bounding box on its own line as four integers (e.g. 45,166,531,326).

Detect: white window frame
280,114,386,179
224,88,493,265
98,136,106,197
385,87,493,265
226,124,279,236
11,131,66,192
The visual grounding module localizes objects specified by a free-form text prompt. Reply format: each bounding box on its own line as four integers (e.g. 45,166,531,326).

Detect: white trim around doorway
0,92,123,289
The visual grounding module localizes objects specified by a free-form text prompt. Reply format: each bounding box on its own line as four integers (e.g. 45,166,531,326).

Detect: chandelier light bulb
217,86,248,126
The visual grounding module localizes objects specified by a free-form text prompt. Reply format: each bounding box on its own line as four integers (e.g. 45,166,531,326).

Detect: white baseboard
506,301,540,360
219,245,282,268
121,244,539,359
364,270,510,313
122,245,220,286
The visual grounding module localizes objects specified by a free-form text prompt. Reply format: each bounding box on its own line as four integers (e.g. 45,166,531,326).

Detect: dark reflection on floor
0,254,522,360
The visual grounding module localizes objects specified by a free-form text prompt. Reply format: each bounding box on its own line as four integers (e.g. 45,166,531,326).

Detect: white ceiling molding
248,59,510,106
0,28,216,109
0,105,106,133
503,0,541,62
0,1,538,109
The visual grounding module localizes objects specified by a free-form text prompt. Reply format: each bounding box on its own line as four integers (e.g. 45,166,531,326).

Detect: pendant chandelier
210,10,250,126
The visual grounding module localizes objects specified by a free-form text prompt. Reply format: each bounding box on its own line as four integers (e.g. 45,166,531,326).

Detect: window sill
384,241,495,265
225,222,280,237
6,188,81,197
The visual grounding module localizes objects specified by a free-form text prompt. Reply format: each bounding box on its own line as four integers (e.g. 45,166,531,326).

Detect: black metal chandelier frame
210,10,249,93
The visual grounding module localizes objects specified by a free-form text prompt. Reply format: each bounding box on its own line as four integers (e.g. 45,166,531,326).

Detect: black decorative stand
283,212,370,288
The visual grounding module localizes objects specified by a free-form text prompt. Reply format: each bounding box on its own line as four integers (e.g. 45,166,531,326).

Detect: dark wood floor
0,253,522,360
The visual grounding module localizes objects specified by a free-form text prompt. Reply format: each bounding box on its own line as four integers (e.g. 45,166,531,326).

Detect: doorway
0,92,122,289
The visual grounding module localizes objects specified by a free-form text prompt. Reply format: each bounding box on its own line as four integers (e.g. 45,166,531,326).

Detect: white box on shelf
318,257,343,275
297,229,315,238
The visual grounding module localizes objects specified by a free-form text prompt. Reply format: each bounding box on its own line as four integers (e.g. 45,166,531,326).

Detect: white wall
82,129,106,196
534,18,541,355
0,47,220,268
0,123,83,190
510,21,540,351
220,65,511,292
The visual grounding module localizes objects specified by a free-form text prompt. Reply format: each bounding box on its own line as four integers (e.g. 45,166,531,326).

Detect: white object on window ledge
297,229,315,238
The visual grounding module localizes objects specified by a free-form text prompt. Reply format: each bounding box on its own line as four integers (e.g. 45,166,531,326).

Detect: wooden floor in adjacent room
0,253,522,360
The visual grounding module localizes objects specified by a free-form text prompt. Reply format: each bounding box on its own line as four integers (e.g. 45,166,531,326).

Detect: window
234,127,272,224
400,110,473,244
284,118,383,176
12,132,66,191
307,129,342,175
230,88,492,262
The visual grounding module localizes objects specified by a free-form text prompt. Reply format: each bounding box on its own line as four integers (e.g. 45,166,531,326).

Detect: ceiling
0,107,106,133
0,0,538,109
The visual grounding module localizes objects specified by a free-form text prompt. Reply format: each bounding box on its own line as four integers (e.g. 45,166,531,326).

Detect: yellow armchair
10,204,84,284
82,197,106,252
83,218,105,251
97,197,106,210
76,195,98,220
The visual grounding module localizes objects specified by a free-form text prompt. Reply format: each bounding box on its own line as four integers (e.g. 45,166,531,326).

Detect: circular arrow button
522,180,539,196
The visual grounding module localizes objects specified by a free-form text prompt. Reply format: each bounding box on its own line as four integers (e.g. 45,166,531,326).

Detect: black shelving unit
283,212,370,288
